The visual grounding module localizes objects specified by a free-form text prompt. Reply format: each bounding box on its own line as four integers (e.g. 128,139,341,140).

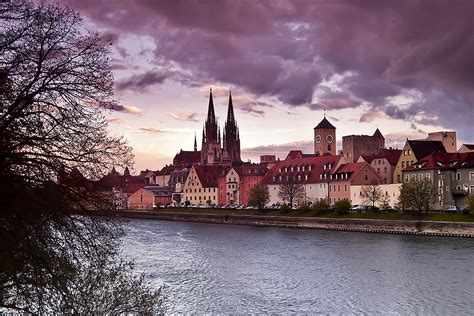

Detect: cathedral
201,88,241,165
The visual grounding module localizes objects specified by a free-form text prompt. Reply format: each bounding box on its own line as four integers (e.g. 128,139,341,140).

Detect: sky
54,0,474,172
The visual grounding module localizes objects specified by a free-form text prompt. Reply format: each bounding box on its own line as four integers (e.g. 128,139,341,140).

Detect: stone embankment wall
113,210,474,238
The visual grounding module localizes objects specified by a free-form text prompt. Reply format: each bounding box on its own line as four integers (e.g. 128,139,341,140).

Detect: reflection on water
121,219,474,314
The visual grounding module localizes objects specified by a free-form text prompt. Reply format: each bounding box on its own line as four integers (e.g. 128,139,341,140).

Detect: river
121,219,474,314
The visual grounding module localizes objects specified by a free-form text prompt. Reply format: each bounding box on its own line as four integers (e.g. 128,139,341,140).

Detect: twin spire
206,87,235,127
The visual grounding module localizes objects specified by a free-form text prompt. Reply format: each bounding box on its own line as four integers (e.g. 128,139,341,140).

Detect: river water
121,219,474,314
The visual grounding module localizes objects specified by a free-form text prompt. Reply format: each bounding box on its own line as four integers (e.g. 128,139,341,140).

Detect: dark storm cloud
115,70,169,92
99,101,143,115
60,0,474,139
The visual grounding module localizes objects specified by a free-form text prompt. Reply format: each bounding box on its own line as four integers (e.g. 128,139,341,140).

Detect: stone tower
201,88,222,165
314,114,336,156
222,91,241,163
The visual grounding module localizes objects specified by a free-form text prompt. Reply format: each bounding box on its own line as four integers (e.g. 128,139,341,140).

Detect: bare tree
360,183,383,207
247,183,270,211
0,1,162,313
398,177,436,214
278,176,305,208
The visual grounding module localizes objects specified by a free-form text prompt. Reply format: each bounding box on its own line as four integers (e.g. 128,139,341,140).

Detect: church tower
223,91,241,163
314,113,336,156
201,88,222,165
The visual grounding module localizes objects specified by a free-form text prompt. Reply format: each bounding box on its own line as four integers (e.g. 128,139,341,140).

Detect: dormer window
298,175,301,180
309,166,312,171
305,175,308,180
302,166,305,171
284,167,288,173
320,174,322,180
328,164,331,169
279,168,281,173
335,174,338,180
272,176,275,182
297,166,300,171
291,167,294,172
323,165,326,170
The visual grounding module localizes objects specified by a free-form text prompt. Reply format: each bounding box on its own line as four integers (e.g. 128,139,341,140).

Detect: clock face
315,135,322,144
326,135,333,143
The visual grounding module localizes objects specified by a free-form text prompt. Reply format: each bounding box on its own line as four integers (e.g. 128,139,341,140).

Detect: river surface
121,219,474,314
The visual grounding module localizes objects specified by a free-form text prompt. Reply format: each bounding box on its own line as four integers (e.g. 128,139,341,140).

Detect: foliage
334,199,351,215
466,194,474,214
398,177,435,215
247,183,270,211
379,193,390,209
311,199,330,212
278,176,305,207
360,184,383,207
0,1,162,313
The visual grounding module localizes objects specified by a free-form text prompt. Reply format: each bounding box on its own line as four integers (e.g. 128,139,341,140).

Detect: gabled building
459,144,474,153
218,164,269,205
403,151,474,209
261,154,344,206
328,162,382,205
128,186,172,209
393,140,446,183
182,165,225,206
358,148,402,184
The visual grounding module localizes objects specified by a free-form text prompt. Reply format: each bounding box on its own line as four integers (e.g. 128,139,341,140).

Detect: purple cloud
59,0,474,140
116,70,169,92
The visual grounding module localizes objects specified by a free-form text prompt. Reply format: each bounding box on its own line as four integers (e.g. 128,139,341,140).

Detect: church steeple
206,87,216,124
194,132,197,151
226,90,235,125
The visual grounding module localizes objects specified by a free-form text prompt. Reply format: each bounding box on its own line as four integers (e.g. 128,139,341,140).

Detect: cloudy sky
56,0,473,171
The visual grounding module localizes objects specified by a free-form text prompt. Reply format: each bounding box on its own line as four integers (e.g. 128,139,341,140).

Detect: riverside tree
278,176,305,208
247,183,270,211
398,177,435,214
360,183,383,208
0,1,162,313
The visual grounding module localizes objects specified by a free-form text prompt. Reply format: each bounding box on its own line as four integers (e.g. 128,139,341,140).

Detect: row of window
184,187,217,193
278,165,313,173
401,160,414,168
329,184,348,193
403,149,412,156
185,195,217,201
405,173,431,182
456,172,474,181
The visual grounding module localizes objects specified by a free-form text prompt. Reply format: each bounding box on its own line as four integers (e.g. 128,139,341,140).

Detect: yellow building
393,140,446,183
182,165,224,206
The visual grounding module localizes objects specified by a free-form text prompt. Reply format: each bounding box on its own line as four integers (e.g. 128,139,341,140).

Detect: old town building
358,148,402,184
182,165,225,206
313,115,337,156
128,186,172,209
426,131,457,153
328,162,382,205
262,154,344,205
218,164,269,205
403,151,474,210
342,128,385,163
393,140,446,183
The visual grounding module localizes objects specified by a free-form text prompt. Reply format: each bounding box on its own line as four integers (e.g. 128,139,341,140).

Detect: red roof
235,164,269,177
193,165,226,187
157,165,178,176
286,150,318,160
173,150,201,167
262,155,342,184
332,162,380,182
361,148,402,166
405,152,474,171
462,144,474,150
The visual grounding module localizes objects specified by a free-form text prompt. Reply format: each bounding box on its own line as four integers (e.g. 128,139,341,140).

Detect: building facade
314,116,336,156
342,129,385,163
350,184,401,207
427,131,457,153
328,162,382,205
358,148,402,184
262,154,344,206
182,165,223,206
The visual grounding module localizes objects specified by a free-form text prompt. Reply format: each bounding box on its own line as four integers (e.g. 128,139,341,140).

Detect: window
309,166,312,171
405,174,409,182
426,173,430,180
402,161,405,168
338,185,340,192
364,174,368,181
470,172,474,181
456,172,461,181
470,185,474,194
345,184,347,191
446,186,449,192
140,194,143,203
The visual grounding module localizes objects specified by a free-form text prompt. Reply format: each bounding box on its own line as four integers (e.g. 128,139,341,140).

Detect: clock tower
314,115,336,156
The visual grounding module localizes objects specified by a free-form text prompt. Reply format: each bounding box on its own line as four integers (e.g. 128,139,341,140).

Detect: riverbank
113,210,474,238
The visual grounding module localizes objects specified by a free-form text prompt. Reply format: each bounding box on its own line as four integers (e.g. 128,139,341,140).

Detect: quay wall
111,210,474,238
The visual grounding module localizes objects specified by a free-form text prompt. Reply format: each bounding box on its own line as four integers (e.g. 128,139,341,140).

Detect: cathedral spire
206,87,216,124
194,132,197,151
226,90,235,125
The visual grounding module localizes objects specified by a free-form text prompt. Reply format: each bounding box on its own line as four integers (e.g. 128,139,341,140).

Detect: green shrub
280,203,291,212
334,199,351,215
466,194,474,214
312,199,329,211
